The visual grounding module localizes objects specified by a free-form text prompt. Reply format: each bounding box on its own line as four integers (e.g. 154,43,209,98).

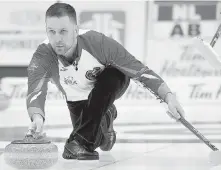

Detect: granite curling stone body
4,135,58,169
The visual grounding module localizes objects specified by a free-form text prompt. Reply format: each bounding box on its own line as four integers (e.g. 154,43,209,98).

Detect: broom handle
210,24,221,47
179,117,219,151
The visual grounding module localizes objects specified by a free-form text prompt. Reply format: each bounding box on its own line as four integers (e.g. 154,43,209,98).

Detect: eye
60,29,67,34
48,30,55,34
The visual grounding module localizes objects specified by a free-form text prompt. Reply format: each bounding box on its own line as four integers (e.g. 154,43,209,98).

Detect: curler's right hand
26,114,44,139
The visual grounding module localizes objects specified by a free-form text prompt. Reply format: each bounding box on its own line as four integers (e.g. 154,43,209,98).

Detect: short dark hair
46,2,77,24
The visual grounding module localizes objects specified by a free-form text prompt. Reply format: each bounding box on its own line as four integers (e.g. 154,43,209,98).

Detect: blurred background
0,0,221,146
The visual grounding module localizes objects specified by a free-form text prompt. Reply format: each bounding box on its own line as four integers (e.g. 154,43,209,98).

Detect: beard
54,45,67,55
51,39,77,57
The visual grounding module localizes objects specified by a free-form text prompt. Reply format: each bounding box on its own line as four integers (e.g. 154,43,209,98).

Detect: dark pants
67,67,130,151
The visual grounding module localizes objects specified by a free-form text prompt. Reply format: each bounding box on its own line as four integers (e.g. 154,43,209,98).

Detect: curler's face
46,15,78,56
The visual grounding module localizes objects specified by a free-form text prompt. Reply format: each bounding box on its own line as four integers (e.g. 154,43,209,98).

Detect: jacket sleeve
26,45,53,121
101,34,172,102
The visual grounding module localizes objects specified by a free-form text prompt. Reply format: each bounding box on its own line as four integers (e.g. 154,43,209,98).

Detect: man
26,2,185,160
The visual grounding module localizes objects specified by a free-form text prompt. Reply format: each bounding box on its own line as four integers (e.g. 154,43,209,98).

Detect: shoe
62,139,99,160
99,104,117,151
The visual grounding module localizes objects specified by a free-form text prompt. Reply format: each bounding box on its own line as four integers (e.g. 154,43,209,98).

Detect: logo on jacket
85,67,102,81
28,61,38,72
79,11,125,45
64,76,77,86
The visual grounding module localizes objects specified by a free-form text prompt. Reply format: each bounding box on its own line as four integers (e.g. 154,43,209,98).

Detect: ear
75,25,79,35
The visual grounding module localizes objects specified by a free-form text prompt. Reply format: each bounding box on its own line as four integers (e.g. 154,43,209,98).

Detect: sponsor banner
0,1,52,66
0,77,65,106
1,77,221,112
146,40,221,78
145,1,221,78
118,78,221,106
0,1,146,66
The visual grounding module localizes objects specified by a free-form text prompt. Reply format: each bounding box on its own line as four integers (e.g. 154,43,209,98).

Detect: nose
54,33,63,44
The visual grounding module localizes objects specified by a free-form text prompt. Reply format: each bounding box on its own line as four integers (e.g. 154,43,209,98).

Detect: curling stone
4,136,58,169
209,150,221,166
